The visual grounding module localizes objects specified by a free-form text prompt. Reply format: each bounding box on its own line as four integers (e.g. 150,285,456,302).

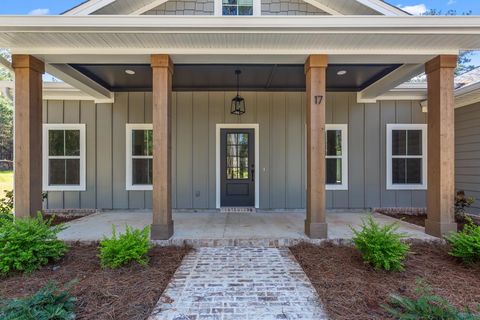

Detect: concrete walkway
149,247,328,320
58,210,434,245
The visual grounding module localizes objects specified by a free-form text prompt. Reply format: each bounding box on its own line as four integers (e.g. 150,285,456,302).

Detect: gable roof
63,0,408,16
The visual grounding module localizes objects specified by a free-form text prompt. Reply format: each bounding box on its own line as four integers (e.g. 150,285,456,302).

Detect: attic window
215,0,259,16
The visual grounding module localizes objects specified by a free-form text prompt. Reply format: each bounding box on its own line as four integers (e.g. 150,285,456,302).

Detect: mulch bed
290,242,480,320
43,214,84,226
0,244,191,320
378,212,478,231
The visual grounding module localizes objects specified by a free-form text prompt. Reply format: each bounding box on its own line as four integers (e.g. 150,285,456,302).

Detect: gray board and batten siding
42,91,427,210
455,102,480,215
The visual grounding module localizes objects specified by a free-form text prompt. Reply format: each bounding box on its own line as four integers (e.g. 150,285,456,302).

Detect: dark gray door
221,129,255,207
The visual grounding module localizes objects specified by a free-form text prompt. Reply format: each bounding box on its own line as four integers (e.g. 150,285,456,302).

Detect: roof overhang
0,16,479,59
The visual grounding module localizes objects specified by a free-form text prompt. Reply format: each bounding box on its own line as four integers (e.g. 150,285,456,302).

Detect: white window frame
126,124,153,191
325,124,348,191
42,124,86,192
214,0,261,16
386,123,427,190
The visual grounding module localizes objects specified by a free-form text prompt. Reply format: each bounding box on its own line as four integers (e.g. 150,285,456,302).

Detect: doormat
220,207,256,213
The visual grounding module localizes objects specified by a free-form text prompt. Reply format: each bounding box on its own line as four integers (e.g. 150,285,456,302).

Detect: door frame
216,124,259,209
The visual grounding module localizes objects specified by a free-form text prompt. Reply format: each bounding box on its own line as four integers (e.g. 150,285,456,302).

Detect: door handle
251,169,255,182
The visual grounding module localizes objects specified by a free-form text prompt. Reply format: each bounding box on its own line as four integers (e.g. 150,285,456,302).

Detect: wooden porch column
12,55,44,218
151,54,174,240
425,55,458,237
305,55,328,239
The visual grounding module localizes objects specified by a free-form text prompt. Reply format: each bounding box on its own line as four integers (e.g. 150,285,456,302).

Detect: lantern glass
231,95,246,115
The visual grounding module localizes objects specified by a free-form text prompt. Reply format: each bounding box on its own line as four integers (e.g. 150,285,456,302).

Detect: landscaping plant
0,190,13,224
0,282,76,320
98,225,151,269
455,191,476,222
446,218,480,264
351,215,410,271
0,213,68,275
383,281,480,320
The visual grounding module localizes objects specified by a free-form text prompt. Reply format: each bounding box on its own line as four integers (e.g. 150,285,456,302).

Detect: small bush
0,282,76,320
383,282,480,320
351,215,410,271
0,190,13,224
455,191,476,221
98,225,151,269
446,218,480,264
0,213,68,275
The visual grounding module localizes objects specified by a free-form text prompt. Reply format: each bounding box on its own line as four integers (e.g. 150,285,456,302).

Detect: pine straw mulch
377,212,478,231
0,243,191,320
290,242,480,320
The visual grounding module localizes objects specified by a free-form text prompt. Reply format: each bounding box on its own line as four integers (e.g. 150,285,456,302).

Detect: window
215,0,259,16
43,124,86,191
126,124,153,191
387,124,427,190
325,124,348,190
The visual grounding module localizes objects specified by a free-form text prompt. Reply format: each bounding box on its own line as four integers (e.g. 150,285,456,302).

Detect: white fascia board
357,64,425,103
130,0,170,15
1,15,480,32
63,0,117,15
0,81,100,102
355,0,408,16
301,0,341,15
46,64,114,103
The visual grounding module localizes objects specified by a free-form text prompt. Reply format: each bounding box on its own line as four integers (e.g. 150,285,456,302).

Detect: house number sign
314,95,324,105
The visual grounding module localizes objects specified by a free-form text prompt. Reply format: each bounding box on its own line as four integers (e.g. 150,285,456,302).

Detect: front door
221,129,255,207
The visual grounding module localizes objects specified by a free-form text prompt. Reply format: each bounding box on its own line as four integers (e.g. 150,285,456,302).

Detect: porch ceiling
69,63,400,92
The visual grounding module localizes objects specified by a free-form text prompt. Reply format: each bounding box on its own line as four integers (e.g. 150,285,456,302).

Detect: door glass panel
225,132,249,180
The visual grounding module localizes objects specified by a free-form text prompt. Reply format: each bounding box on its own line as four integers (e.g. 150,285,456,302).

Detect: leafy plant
98,225,151,269
383,281,480,320
446,218,480,264
0,282,76,320
455,191,476,221
0,213,68,275
0,190,13,224
351,215,410,271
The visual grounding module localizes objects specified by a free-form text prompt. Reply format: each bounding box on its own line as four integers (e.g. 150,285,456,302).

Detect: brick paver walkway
149,247,327,320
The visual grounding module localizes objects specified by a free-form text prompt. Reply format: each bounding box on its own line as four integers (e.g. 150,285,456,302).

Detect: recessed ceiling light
125,69,136,75
337,70,347,76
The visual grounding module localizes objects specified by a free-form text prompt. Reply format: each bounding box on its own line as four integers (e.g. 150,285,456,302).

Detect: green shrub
446,218,480,264
0,190,13,224
383,282,480,319
0,213,68,275
455,191,476,221
98,225,151,269
0,282,76,320
351,215,410,271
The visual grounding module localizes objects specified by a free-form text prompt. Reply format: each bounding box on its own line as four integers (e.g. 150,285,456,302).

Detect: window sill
126,185,153,191
326,185,348,191
386,184,427,191
44,185,86,192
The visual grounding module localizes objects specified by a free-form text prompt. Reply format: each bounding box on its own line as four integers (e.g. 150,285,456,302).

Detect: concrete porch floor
58,210,435,246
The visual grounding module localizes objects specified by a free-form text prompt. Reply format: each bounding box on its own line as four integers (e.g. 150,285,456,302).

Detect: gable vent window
215,0,259,16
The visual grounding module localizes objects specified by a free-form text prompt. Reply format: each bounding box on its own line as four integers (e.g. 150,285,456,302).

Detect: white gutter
0,15,479,33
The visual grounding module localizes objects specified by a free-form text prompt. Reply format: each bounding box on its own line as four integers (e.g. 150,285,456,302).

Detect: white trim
325,124,348,191
386,123,427,190
302,0,341,15
126,123,153,191
42,124,86,191
355,0,408,16
63,0,117,15
215,0,260,16
130,0,170,15
216,124,259,209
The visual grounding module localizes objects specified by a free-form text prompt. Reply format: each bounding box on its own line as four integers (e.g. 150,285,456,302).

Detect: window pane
407,158,422,184
227,157,238,168
65,130,80,156
227,133,237,145
392,130,406,156
326,158,342,185
238,6,253,15
407,130,422,156
132,159,151,185
238,133,248,145
227,146,237,157
65,159,80,185
132,130,148,156
392,158,406,184
326,130,342,156
238,145,248,158
147,130,153,156
223,0,237,4
49,130,65,156
238,0,253,5
49,159,66,185
223,6,237,15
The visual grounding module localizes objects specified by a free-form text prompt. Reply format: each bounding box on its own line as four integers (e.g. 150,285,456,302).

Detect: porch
58,210,434,245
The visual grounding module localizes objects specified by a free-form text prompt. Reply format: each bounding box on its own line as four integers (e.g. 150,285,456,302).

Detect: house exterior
1,0,480,239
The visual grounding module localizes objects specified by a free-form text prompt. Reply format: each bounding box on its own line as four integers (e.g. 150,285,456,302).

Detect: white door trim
216,124,260,209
